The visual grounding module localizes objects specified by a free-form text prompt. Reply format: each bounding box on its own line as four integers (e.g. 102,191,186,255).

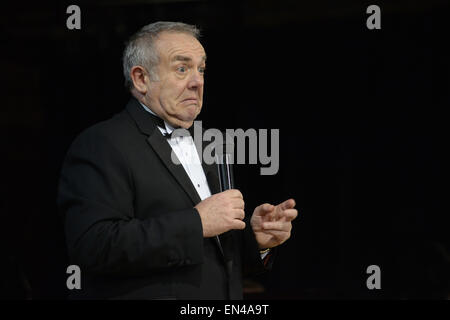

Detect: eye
199,67,206,74
177,66,187,73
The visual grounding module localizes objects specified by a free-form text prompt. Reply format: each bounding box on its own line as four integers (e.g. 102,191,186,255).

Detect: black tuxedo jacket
57,98,272,299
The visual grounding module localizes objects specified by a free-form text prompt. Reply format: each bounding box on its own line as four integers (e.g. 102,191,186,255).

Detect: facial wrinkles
153,34,205,123
156,75,182,118
167,43,205,75
169,49,205,106
166,40,205,61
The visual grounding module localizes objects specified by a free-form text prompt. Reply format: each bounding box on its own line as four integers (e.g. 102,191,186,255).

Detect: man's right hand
194,189,246,237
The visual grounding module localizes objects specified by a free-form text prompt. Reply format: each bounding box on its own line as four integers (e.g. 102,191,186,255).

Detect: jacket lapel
202,161,221,196
147,132,202,205
126,98,231,263
126,98,201,205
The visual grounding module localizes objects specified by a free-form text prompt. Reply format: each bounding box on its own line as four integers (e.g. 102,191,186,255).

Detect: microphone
216,153,234,191
215,139,235,191
214,138,236,268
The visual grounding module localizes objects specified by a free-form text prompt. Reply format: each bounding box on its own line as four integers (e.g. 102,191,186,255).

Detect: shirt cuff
260,249,270,260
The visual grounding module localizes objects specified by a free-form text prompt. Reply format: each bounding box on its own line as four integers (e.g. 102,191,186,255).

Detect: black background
1,0,449,299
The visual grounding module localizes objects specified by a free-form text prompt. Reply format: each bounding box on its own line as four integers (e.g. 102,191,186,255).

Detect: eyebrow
172,55,207,63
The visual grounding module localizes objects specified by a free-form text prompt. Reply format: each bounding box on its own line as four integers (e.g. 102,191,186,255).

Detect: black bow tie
163,126,195,139
147,112,195,139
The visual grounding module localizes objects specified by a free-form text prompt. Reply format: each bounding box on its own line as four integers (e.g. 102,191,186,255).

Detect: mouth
181,98,198,105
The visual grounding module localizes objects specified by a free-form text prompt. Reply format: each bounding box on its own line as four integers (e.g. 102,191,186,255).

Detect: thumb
258,203,274,215
280,198,296,210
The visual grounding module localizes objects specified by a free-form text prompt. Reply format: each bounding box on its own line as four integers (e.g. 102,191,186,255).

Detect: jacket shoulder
77,109,135,142
67,109,138,159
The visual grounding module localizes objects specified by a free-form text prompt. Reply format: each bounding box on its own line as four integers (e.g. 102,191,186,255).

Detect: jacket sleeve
57,128,204,276
241,217,276,277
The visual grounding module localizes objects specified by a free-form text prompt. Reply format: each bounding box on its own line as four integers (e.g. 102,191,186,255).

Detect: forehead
155,31,206,62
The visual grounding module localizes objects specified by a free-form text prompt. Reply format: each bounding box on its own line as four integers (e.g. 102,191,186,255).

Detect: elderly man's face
144,31,206,129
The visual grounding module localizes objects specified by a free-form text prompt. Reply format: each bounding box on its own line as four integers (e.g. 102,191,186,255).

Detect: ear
130,66,149,94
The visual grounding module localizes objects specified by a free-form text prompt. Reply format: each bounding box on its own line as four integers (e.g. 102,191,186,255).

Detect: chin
185,109,200,122
172,106,200,127
170,117,192,129
181,119,195,129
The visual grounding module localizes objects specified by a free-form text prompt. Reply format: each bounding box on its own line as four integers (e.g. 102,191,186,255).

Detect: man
57,21,297,299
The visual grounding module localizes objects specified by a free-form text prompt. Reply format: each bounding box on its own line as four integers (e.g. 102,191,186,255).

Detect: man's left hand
250,199,298,249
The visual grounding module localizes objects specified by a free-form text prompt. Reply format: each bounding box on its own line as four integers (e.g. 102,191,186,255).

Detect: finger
273,199,295,220
231,198,245,210
280,198,296,210
229,189,243,199
232,209,245,220
263,229,290,240
282,209,298,221
232,219,246,230
263,221,292,232
261,203,274,212
256,203,275,216
222,189,241,199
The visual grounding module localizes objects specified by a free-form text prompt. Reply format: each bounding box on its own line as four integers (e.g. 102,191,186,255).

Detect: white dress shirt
140,102,211,201
140,102,269,259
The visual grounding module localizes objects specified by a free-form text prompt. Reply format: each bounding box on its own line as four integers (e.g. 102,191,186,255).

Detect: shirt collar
139,102,175,135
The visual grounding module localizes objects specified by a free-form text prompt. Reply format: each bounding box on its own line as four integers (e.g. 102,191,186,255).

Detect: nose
187,70,204,90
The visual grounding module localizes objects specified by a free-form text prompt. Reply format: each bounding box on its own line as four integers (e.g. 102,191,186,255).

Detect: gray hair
122,21,201,90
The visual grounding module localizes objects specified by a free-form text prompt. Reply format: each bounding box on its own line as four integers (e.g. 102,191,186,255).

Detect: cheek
161,83,185,107
158,90,175,111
